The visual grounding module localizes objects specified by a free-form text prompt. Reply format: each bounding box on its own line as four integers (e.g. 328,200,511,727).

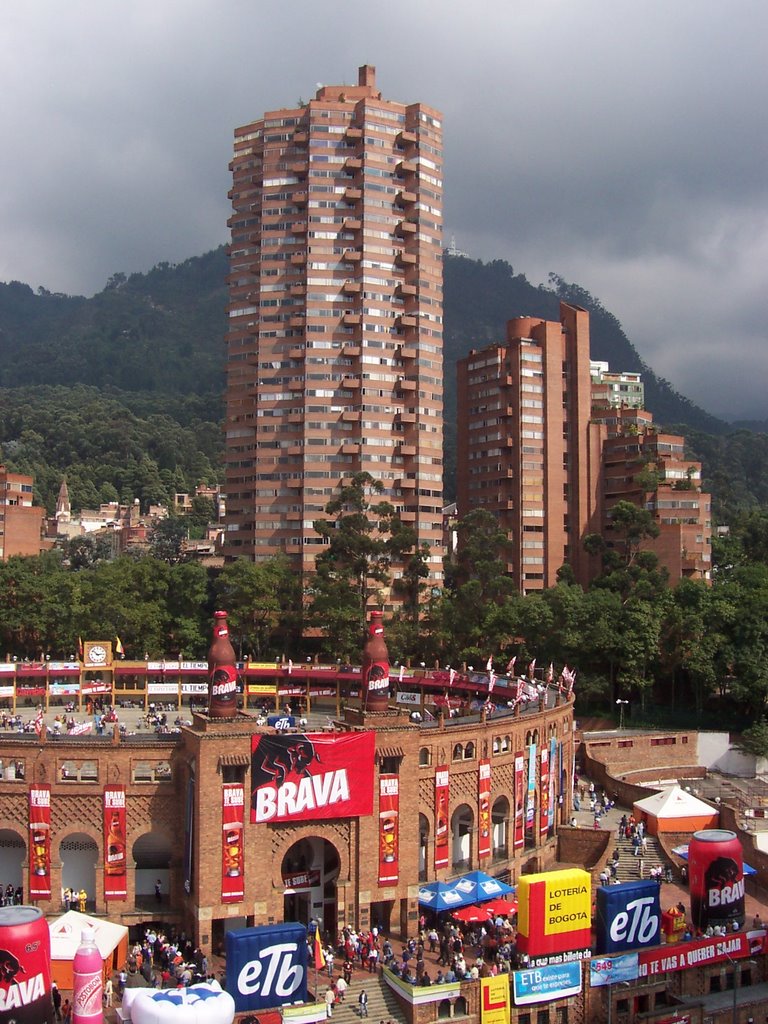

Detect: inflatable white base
122,980,236,1024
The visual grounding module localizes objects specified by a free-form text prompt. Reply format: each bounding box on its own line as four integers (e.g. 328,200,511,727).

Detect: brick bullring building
0,674,574,957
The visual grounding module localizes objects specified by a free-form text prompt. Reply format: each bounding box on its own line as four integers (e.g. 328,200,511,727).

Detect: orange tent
633,785,718,836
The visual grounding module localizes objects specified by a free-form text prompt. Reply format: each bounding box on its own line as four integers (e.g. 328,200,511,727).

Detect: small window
464,742,475,760
0,759,25,781
59,760,98,782
492,737,500,754
452,743,463,761
500,735,511,752
419,747,432,767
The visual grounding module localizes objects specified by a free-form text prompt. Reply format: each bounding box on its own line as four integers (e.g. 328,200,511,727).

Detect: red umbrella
452,905,488,923
482,897,518,917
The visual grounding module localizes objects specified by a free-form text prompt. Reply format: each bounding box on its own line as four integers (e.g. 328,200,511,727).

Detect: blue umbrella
454,870,515,901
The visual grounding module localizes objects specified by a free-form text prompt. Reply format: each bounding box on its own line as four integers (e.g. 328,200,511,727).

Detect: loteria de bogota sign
250,732,374,824
516,868,592,967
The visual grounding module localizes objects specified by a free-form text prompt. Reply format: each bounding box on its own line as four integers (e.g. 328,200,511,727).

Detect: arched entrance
451,804,473,870
0,830,25,895
491,797,509,860
281,837,339,938
133,831,173,907
60,833,99,909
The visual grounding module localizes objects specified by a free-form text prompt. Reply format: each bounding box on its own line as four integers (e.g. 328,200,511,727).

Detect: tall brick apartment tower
456,302,598,593
223,66,444,599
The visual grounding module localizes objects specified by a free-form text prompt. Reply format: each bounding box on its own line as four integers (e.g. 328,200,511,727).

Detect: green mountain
0,248,764,518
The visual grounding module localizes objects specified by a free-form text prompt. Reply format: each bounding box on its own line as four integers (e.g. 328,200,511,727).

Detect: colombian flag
77,636,84,659
115,636,125,657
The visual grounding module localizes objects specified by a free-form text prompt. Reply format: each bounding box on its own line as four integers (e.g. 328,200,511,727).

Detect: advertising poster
513,961,582,1005
250,732,375,824
638,933,750,978
516,868,592,967
478,759,492,861
595,880,661,954
222,783,245,903
539,746,549,839
103,785,127,900
526,743,537,826
480,974,510,1024
549,736,558,829
513,752,525,850
29,785,51,899
184,772,195,896
226,923,308,1014
590,953,640,987
378,774,400,886
435,765,450,871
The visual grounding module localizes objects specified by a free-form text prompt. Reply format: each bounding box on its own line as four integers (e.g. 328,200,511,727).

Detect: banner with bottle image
478,759,492,860
103,785,127,899
378,774,399,886
222,783,245,903
526,743,537,826
513,752,525,850
434,765,450,870
29,785,51,899
539,746,549,839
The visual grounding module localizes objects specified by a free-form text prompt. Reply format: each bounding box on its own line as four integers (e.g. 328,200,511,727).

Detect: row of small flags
481,655,576,696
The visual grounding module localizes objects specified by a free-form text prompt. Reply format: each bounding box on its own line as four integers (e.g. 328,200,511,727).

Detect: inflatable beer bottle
362,610,390,712
208,610,238,718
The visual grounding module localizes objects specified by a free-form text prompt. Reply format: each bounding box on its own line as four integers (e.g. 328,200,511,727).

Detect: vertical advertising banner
480,974,510,1024
222,783,245,904
478,759,492,861
526,743,537,826
539,747,550,839
29,785,51,899
514,752,525,850
104,785,127,900
549,737,558,830
378,774,400,885
184,772,195,896
434,765,450,871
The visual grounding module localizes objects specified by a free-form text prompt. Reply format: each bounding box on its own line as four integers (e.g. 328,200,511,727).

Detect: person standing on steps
359,989,369,1017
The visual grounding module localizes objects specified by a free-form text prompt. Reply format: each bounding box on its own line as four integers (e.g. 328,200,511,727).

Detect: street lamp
615,699,629,730
721,952,756,1024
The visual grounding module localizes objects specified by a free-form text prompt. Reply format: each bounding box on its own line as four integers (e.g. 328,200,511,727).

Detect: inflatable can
0,905,54,1023
689,828,744,931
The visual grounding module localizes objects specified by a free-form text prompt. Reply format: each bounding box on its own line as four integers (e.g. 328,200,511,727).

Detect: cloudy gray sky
1,1,766,421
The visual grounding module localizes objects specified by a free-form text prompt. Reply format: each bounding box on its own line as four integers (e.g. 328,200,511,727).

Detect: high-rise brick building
224,66,444,602
456,303,711,590
0,465,49,561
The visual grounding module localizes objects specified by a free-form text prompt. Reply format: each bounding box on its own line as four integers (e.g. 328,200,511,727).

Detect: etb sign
226,922,308,1013
595,880,661,954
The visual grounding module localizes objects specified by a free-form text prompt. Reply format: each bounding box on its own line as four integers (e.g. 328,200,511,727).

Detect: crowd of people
119,926,213,993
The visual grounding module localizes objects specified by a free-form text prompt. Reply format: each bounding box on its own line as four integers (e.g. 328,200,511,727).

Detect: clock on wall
84,642,112,667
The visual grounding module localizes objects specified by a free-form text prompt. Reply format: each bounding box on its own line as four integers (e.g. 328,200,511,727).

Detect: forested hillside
0,249,766,517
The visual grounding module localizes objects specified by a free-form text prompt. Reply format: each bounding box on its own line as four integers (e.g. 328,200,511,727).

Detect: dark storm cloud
0,0,765,419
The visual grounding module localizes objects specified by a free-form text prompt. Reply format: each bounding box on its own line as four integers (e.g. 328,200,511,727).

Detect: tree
149,517,188,563
607,500,660,567
308,472,396,648
214,556,299,659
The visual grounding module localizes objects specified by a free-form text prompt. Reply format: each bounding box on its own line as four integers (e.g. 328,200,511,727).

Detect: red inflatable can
0,905,54,1023
689,828,745,932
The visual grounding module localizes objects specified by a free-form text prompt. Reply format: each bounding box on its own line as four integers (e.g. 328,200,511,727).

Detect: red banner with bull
514,752,525,850
103,785,127,900
250,732,374,824
378,774,399,886
222,783,245,903
478,759,492,860
28,785,51,900
435,766,450,870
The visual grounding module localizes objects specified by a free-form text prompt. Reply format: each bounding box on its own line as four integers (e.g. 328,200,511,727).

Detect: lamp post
615,699,629,730
721,952,756,1024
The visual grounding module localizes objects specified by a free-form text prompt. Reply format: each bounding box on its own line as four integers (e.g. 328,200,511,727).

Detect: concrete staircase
609,830,668,882
315,970,407,1024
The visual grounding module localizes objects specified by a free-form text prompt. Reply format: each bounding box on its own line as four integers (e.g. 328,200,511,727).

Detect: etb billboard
516,868,592,967
226,922,308,1014
595,879,661,955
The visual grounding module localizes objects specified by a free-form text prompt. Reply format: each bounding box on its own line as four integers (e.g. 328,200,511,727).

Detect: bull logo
0,948,25,984
251,735,321,791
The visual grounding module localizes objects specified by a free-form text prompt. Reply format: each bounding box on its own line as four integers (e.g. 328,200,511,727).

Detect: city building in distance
457,302,711,591
224,66,444,605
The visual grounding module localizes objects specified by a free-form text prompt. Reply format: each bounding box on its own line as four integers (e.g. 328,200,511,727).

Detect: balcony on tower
344,187,362,202
396,220,417,237
343,281,362,294
396,251,417,266
396,189,417,207
396,377,417,392
342,312,362,326
397,129,418,145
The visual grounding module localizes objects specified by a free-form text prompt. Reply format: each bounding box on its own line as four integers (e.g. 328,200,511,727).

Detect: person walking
325,986,335,1018
104,977,113,1007
358,989,369,1018
335,975,347,1003
61,999,72,1024
51,981,62,1021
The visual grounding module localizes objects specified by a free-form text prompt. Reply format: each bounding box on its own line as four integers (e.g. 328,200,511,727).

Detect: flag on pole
488,670,496,693
527,658,536,679
546,662,554,684
314,932,326,971
506,656,516,676
77,636,84,660
115,636,125,657
449,668,456,686
486,655,494,673
33,707,44,737
399,665,404,682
